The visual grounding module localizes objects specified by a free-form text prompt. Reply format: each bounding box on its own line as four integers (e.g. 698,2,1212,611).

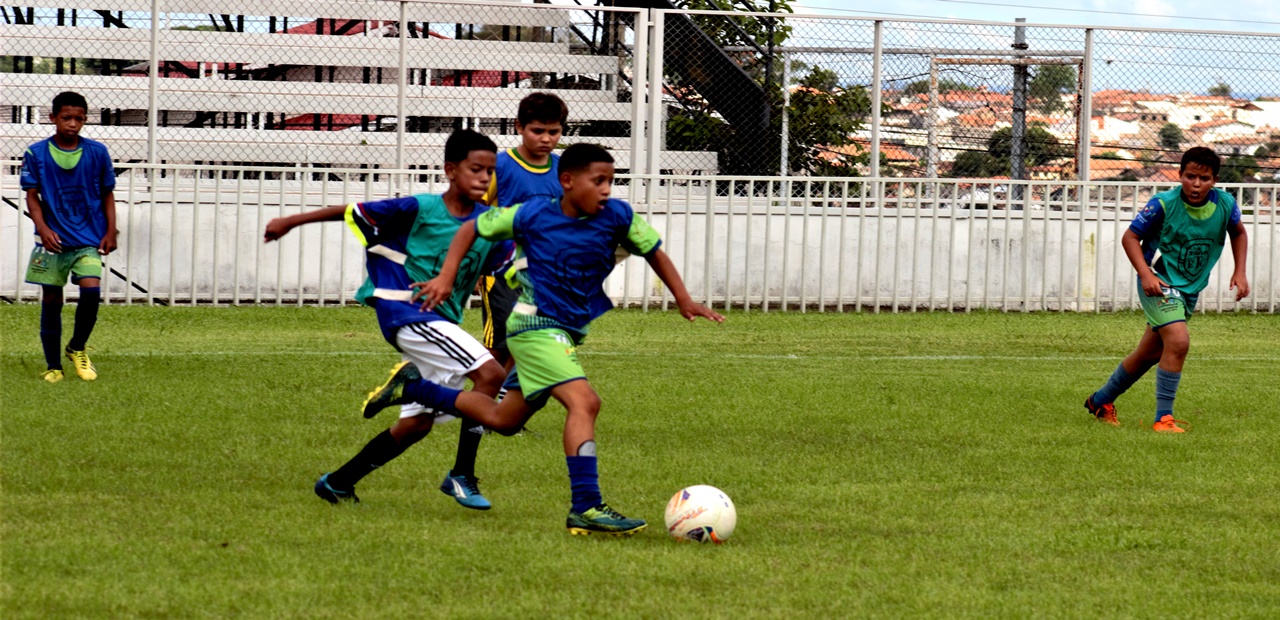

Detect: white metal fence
3,161,1276,312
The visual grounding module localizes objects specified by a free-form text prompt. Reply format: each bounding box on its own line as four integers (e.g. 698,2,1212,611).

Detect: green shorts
25,245,103,287
1138,278,1198,330
504,327,587,408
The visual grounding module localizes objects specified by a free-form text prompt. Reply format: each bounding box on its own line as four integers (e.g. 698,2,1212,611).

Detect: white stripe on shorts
394,321,493,420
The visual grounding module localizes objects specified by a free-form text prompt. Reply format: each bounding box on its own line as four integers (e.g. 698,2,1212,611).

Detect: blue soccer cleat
361,361,421,419
439,473,492,510
314,473,360,504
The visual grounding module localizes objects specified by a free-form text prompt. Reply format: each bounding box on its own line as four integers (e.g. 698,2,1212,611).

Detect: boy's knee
470,362,506,393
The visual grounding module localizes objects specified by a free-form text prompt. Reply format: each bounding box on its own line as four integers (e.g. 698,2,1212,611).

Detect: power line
790,1,1280,28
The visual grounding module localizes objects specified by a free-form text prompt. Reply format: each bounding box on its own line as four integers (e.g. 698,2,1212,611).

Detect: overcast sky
789,0,1280,34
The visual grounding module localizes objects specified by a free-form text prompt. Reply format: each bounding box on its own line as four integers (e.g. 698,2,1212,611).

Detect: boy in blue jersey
264,130,512,509
478,93,568,370
1084,147,1249,432
21,91,118,383
362,143,724,536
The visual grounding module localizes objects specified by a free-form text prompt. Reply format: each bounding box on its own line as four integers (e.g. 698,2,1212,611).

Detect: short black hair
558,143,614,175
517,92,568,127
443,129,497,164
1180,146,1220,176
51,91,88,115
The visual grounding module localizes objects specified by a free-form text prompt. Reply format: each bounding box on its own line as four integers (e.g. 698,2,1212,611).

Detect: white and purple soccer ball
664,485,736,544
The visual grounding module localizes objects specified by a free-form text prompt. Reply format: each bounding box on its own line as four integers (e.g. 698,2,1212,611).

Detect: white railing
4,161,1277,312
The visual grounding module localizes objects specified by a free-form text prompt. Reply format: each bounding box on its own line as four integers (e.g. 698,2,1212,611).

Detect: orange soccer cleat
1152,415,1187,433
1084,397,1120,427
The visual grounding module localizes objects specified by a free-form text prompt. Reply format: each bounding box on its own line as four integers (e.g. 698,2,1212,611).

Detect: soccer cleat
65,347,97,381
1152,415,1187,433
314,473,360,504
439,473,492,510
41,369,64,383
361,361,421,419
566,504,647,537
1084,396,1120,427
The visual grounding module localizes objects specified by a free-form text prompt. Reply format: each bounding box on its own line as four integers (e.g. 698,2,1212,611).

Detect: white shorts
394,320,493,421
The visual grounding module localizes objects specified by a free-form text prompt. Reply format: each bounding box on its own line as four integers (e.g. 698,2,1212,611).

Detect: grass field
3,305,1279,618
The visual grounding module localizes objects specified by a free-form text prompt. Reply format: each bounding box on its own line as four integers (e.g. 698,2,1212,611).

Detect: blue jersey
483,149,562,207
19,137,116,248
475,197,662,337
346,194,511,345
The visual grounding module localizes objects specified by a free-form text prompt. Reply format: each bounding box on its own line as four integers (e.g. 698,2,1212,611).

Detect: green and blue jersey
1129,187,1241,295
19,137,116,248
483,149,562,207
474,196,661,338
345,194,512,345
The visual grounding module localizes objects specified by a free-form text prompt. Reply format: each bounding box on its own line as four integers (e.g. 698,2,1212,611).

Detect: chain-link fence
2,1,643,170
6,4,1280,181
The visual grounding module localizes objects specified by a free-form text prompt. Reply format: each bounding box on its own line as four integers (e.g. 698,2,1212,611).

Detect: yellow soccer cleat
65,347,97,381
42,369,64,383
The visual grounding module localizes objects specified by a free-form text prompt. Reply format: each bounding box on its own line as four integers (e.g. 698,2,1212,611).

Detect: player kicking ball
264,130,512,509
361,143,724,536
1084,147,1249,432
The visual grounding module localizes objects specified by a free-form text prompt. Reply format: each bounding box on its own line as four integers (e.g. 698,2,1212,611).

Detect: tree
1158,123,1183,150
1219,155,1258,183
1028,65,1076,114
901,79,974,98
1208,82,1231,97
782,66,874,175
986,126,1071,170
948,151,999,177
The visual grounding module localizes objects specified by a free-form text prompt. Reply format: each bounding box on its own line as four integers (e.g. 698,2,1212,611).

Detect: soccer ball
664,485,736,544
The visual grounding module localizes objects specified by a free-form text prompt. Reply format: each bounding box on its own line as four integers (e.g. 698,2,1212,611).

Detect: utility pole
926,57,939,179
1011,18,1028,198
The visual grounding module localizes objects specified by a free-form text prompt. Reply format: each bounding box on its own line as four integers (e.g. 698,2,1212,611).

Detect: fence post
147,0,160,164
870,20,883,180
1078,28,1094,185
629,8,649,178
646,9,666,180
780,51,791,177
396,1,408,171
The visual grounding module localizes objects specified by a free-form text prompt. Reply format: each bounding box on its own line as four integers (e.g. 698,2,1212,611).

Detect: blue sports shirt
474,196,662,337
19,137,116,248
483,149,562,207
346,194,511,345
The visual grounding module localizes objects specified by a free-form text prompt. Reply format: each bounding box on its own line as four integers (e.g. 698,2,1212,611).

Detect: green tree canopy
1028,65,1076,114
987,126,1071,169
1208,82,1231,97
1219,155,1258,183
948,151,999,177
1158,123,1183,150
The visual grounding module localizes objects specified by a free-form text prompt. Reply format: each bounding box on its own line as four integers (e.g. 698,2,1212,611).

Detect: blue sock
39,300,63,370
567,456,602,513
1091,362,1144,406
1155,368,1181,422
67,287,100,351
402,379,460,413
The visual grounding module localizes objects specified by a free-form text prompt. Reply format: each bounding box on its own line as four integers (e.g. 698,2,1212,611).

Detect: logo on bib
1181,240,1212,277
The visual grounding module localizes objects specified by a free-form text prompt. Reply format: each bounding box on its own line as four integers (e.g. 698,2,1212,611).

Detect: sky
789,0,1280,35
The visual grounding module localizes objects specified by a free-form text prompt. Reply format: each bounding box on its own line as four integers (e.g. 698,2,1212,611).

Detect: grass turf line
2,305,1278,618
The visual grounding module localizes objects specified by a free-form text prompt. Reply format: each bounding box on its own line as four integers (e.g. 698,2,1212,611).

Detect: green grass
3,305,1279,618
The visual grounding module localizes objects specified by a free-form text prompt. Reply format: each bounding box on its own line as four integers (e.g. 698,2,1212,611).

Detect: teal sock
1155,368,1181,422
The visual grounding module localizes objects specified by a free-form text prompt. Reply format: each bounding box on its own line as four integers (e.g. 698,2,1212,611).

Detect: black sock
67,286,100,351
451,422,485,478
328,430,408,490
39,299,63,369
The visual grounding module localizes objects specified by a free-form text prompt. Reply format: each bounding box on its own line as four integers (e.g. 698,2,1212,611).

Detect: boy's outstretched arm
1122,229,1167,297
263,205,347,242
645,249,724,323
412,220,479,310
1228,221,1249,300
99,190,118,255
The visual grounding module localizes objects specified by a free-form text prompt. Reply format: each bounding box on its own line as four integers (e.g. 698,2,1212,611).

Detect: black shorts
480,275,520,351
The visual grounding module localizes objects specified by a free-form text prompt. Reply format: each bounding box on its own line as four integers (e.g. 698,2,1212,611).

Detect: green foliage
1219,155,1259,183
987,126,1071,168
1159,123,1184,150
4,306,1280,618
1028,65,1076,114
1208,81,1232,97
1095,151,1123,160
674,0,794,49
948,151,1000,177
783,67,873,175
901,78,974,98
1253,142,1280,158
